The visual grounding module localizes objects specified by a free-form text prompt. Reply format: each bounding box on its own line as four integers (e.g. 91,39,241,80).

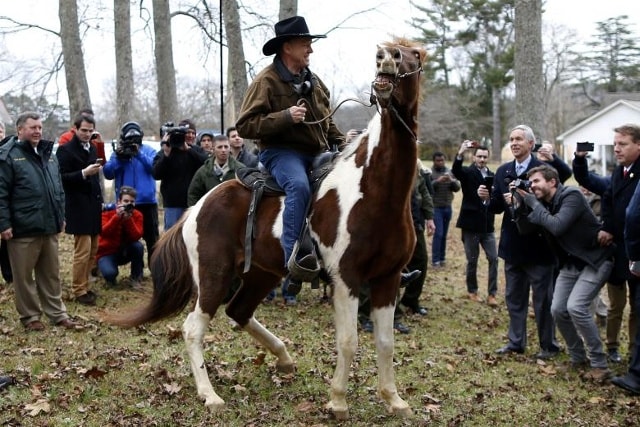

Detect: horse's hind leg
225,273,295,373
326,278,360,420
243,318,295,373
183,307,225,411
370,303,412,417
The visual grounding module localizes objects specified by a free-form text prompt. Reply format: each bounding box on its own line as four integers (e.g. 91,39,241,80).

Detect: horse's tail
105,217,194,327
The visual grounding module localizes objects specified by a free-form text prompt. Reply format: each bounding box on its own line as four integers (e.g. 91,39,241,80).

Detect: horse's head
372,39,426,109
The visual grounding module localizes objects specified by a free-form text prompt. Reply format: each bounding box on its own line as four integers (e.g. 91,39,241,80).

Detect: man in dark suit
597,124,640,394
56,113,103,306
613,166,640,394
452,141,498,306
478,124,561,359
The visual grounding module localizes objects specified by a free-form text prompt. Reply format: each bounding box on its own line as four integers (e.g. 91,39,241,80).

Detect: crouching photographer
103,122,159,268
152,119,208,230
96,186,144,290
517,164,615,382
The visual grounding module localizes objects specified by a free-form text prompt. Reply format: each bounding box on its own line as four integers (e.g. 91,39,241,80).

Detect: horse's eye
393,51,401,60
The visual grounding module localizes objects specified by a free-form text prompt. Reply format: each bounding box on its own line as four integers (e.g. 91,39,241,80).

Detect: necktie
516,164,524,176
624,168,629,178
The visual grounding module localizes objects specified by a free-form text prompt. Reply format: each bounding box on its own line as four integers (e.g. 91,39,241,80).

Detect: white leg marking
371,305,412,417
325,278,359,420
243,317,295,372
183,306,225,410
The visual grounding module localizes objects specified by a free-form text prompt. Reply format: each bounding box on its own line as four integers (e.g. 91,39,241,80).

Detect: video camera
160,122,190,148
114,138,139,160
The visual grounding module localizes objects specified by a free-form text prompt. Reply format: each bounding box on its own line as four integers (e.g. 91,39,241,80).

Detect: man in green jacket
236,16,344,294
188,134,245,206
0,112,79,331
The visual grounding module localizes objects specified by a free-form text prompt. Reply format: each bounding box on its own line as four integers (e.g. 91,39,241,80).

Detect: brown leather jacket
236,60,344,156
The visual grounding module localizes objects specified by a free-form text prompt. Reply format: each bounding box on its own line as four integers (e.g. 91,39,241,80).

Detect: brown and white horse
109,38,425,420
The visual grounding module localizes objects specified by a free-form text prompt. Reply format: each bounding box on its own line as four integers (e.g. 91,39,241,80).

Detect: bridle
298,50,423,144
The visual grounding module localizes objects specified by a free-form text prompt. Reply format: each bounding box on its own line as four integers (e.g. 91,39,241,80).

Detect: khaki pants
7,235,68,325
606,281,637,353
71,235,99,297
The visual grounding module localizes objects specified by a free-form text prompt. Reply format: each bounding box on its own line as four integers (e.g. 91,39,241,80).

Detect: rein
298,97,375,125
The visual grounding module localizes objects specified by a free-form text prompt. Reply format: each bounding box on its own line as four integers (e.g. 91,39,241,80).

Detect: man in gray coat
518,164,615,382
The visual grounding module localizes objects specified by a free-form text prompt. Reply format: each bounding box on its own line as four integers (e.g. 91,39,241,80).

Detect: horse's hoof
204,398,225,412
390,405,413,418
276,361,295,374
326,402,349,420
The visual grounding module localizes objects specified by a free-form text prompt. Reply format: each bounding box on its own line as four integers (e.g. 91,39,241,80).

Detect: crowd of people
1,15,639,398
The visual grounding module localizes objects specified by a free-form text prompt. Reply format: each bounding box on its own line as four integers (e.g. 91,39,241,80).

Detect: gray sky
0,0,637,106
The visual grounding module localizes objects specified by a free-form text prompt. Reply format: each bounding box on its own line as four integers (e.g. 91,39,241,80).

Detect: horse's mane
380,37,427,64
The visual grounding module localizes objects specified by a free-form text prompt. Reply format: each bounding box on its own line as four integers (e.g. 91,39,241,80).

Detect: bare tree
279,0,297,20
152,0,178,123
514,0,544,139
59,0,91,117
114,0,134,127
222,0,248,124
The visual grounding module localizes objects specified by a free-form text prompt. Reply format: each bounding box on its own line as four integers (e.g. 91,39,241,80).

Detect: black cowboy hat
262,16,326,56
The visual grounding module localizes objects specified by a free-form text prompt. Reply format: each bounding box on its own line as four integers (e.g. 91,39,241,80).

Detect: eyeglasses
120,188,135,196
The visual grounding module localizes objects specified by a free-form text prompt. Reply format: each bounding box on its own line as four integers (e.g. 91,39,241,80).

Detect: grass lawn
1,162,639,426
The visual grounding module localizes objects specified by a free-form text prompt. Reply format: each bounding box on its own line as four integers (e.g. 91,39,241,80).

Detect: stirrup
287,241,320,282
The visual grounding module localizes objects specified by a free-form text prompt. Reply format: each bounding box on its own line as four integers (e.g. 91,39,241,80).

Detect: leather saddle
235,151,340,276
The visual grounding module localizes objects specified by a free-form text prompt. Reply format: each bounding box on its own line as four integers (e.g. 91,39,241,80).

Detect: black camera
576,141,595,152
512,178,531,191
123,203,135,212
113,140,139,160
161,121,189,148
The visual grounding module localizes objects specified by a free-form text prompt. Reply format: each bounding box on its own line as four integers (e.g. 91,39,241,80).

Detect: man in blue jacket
103,122,159,266
478,124,561,359
0,112,79,331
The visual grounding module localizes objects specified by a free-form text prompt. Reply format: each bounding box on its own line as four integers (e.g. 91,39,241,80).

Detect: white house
557,99,640,176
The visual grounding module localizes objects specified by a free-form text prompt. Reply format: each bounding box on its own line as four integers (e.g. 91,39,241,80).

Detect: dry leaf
296,401,314,412
25,399,50,416
163,382,182,395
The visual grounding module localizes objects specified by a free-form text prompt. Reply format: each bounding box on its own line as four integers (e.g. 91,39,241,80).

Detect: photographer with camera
152,120,208,230
478,124,561,359
96,186,144,289
103,122,159,268
517,164,615,382
56,112,104,306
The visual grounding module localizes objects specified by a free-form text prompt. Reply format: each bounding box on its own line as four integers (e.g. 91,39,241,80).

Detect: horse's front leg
370,301,413,417
243,317,295,373
183,308,226,411
326,278,359,420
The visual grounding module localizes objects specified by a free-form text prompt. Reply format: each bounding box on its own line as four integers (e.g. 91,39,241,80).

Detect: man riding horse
236,16,345,294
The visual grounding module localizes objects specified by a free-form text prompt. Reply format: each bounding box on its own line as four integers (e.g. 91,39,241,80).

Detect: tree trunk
58,0,91,117
222,0,248,126
152,0,178,124
279,0,297,20
514,0,544,140
491,86,502,162
114,0,134,127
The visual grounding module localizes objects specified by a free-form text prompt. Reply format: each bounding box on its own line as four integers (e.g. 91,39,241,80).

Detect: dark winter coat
0,137,65,237
56,134,103,235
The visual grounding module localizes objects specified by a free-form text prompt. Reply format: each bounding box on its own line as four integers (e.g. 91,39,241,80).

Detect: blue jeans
432,206,452,264
552,261,612,367
259,148,314,265
461,230,498,295
97,241,144,283
164,207,186,231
